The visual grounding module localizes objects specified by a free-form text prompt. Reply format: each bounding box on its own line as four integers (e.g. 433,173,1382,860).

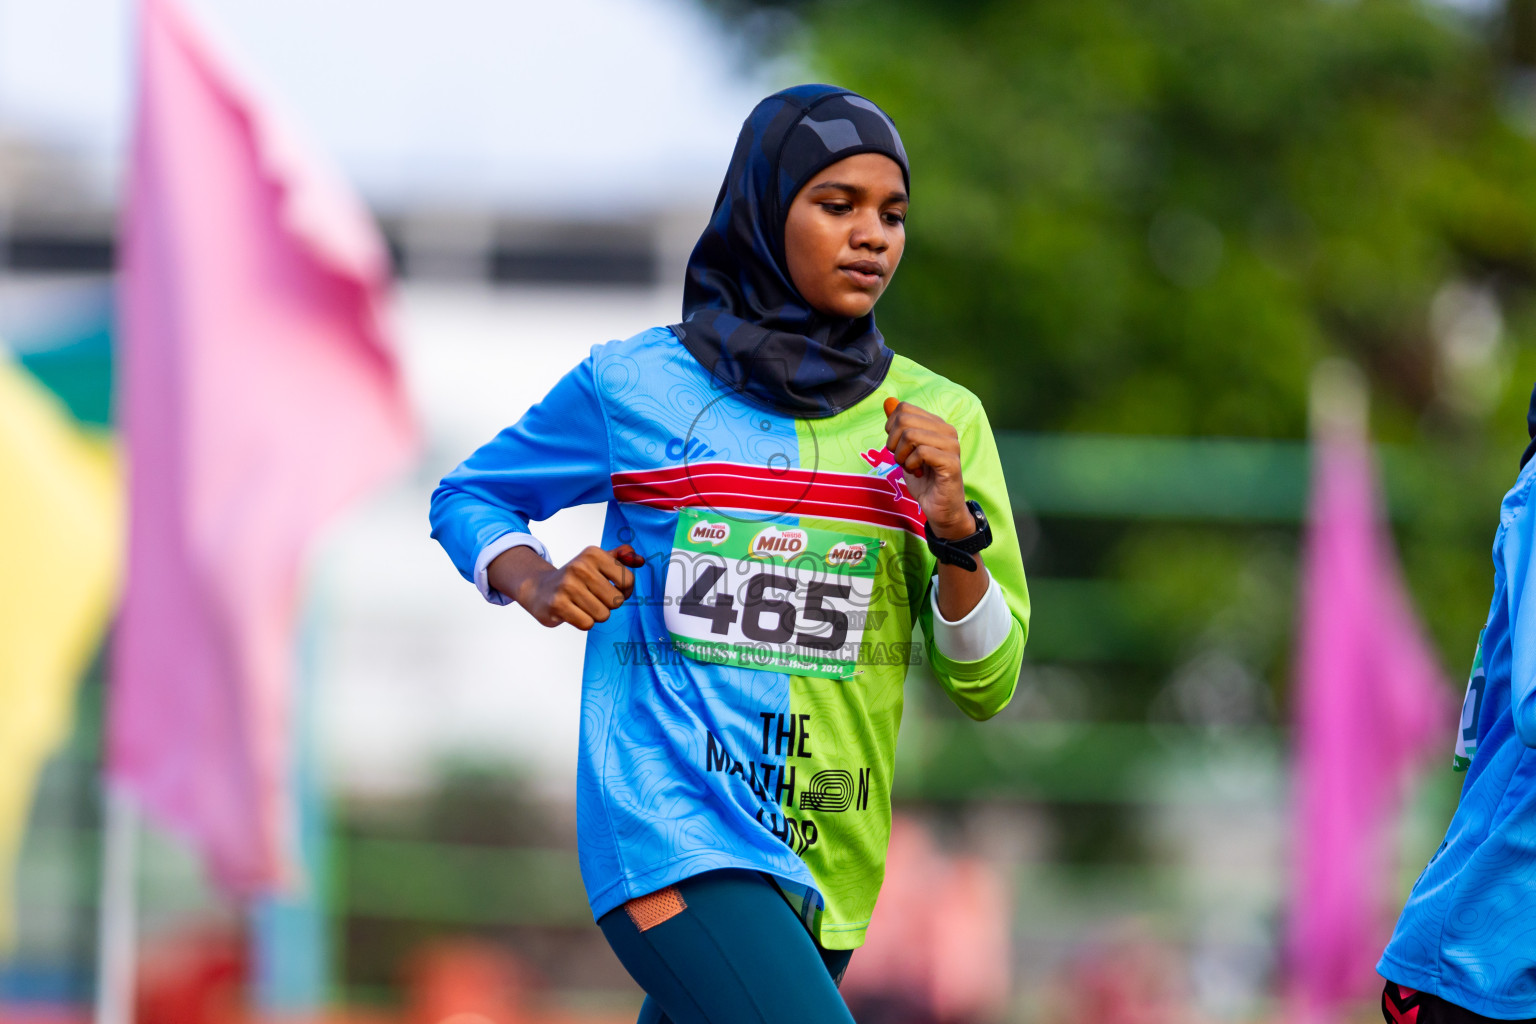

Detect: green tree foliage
785,1,1536,442
724,0,1536,712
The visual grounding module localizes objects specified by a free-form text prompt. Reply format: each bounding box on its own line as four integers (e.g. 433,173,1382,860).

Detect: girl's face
783,153,908,319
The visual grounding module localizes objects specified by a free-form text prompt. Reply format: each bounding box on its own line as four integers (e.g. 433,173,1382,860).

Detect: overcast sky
0,0,780,214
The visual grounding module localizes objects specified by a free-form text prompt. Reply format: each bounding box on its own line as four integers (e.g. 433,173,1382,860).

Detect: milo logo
825,541,868,568
688,520,730,546
750,526,808,559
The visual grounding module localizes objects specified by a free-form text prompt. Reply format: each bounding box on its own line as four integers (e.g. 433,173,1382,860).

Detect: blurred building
0,121,721,1011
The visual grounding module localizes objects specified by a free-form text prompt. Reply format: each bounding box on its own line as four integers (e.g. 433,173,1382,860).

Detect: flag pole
94,785,138,1024
1309,357,1368,441
252,600,330,1015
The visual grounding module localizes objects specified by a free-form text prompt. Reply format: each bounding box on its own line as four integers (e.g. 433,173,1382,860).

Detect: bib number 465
679,565,852,652
663,511,877,679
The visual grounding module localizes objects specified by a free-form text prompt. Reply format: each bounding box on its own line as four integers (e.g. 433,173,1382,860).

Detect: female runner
430,85,1030,1024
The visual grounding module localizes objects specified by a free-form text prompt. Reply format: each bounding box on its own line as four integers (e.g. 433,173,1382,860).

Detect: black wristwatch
924,500,992,572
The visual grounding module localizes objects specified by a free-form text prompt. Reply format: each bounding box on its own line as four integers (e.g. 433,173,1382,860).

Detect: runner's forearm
935,555,987,620
932,507,987,621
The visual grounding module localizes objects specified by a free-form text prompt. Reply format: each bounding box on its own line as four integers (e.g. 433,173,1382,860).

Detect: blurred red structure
0,930,634,1024
841,815,1012,1023
1043,926,1201,1024
405,942,532,1024
135,927,246,1024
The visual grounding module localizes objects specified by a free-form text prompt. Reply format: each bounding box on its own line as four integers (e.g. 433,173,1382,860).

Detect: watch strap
925,500,993,571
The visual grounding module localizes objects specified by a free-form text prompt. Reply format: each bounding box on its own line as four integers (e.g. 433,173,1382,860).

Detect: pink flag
1285,391,1448,1021
111,0,415,894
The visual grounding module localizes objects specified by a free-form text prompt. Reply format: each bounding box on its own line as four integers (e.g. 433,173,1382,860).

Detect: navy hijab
672,85,910,419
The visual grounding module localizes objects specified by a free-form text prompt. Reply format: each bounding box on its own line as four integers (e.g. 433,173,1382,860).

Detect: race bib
1454,632,1486,772
663,509,880,680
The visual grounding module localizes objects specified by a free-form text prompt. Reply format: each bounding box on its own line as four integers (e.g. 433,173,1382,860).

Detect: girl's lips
840,264,884,288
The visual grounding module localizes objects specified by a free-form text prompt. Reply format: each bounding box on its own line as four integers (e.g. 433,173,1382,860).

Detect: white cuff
474,532,549,606
929,571,1012,663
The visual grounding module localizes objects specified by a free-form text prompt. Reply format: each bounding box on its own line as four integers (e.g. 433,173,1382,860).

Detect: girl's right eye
819,202,852,215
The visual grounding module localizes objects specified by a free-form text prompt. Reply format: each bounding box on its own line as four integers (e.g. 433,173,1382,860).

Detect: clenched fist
883,396,975,540
490,543,646,630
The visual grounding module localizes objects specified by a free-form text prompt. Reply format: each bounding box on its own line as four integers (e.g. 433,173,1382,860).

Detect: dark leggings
599,870,856,1024
1384,982,1536,1023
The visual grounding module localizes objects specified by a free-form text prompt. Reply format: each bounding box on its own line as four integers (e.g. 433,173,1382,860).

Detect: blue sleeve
1502,486,1536,747
429,355,612,583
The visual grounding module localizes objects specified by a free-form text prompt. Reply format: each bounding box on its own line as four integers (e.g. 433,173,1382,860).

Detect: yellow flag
0,352,121,948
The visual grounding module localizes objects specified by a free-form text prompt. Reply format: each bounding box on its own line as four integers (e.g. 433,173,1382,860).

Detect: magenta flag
111,0,415,894
1285,406,1448,1021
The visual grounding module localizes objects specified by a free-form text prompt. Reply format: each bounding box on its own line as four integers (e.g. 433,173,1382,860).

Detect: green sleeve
918,396,1030,721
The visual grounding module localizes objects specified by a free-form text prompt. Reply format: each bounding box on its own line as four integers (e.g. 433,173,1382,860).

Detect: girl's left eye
884,212,906,225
